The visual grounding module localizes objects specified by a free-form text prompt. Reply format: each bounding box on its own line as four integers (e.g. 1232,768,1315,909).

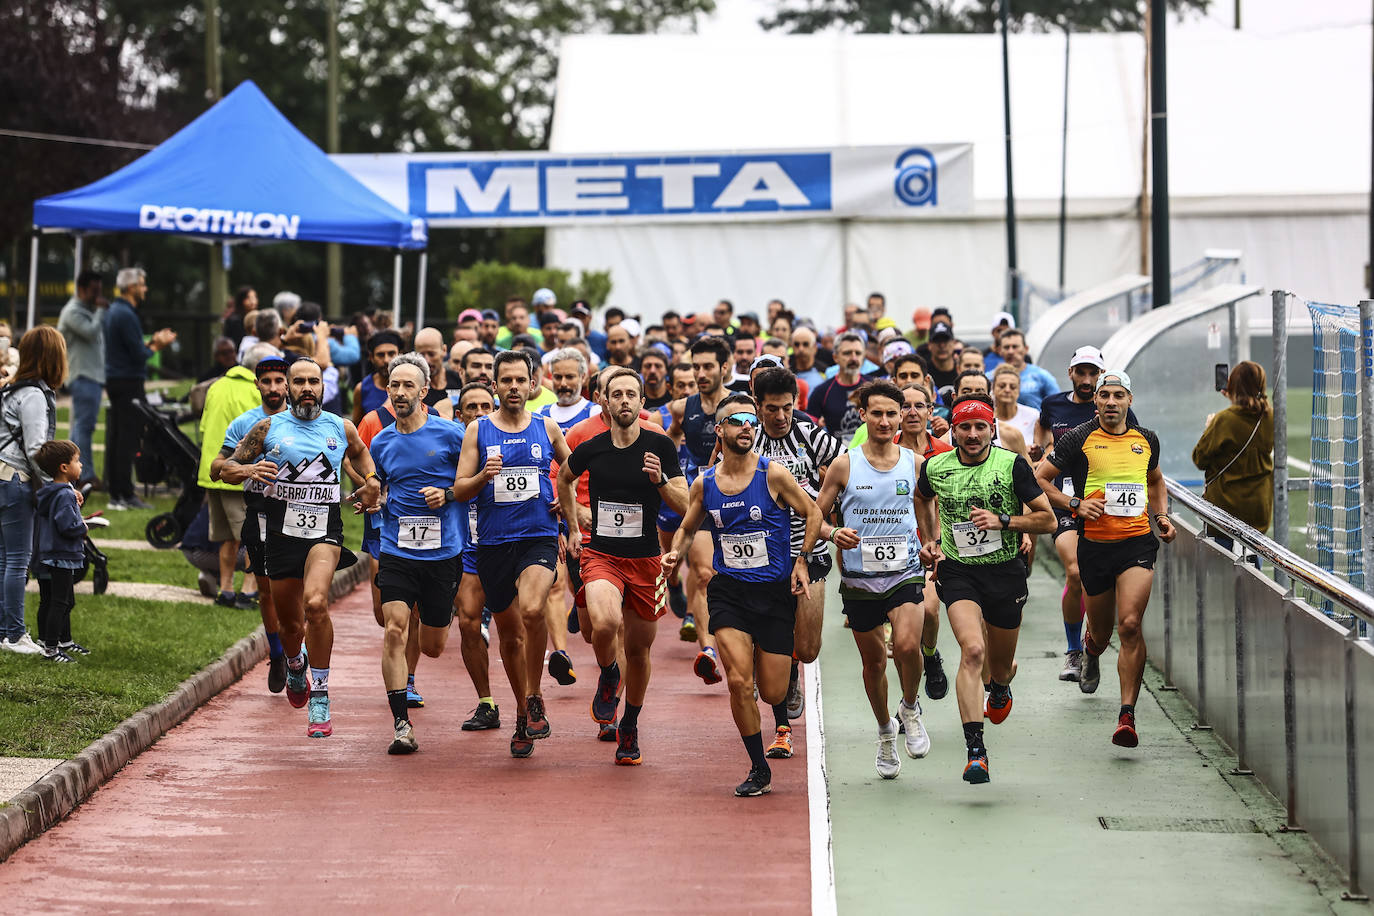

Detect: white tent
547,27,1369,330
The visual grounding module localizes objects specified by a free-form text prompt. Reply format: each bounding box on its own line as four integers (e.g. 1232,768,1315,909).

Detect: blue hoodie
35,482,86,565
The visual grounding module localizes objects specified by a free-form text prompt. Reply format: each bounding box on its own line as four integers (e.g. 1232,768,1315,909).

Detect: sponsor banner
137,205,302,239
332,145,972,227
271,481,340,504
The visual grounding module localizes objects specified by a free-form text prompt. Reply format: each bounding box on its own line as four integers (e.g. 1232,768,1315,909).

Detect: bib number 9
596,500,643,539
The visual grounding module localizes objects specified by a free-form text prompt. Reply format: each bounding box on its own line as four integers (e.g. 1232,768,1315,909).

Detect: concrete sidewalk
817,566,1360,914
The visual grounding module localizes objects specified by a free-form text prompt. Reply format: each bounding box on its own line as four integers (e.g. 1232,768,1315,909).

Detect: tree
759,0,1210,34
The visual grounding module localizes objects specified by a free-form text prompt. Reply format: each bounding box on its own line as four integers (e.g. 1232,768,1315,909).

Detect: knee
383,618,406,648
1118,616,1142,644
794,641,819,665
1065,562,1081,585
303,593,329,622
725,667,751,697
961,641,986,671
892,633,920,661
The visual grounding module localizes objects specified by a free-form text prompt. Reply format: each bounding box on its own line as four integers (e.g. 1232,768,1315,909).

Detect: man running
666,337,733,684
559,369,687,765
1036,370,1175,746
808,332,867,443
413,327,457,419
369,356,466,754
915,394,1054,783
211,351,290,693
818,381,931,778
351,330,402,425
952,370,1031,461
453,351,572,757
664,394,821,798
222,358,380,737
751,366,843,757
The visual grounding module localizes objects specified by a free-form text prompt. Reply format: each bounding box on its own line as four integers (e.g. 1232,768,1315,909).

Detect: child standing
34,440,89,663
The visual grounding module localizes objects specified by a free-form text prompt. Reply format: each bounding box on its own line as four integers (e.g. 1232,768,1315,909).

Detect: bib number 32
951,521,999,558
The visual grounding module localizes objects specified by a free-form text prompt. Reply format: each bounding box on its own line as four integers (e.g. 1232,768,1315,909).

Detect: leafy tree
445,262,612,319
760,0,1210,34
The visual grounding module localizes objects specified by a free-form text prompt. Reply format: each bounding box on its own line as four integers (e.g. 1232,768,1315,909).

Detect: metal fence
1149,479,1374,900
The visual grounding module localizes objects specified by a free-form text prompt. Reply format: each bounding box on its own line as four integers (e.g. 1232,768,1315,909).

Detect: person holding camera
1192,361,1274,540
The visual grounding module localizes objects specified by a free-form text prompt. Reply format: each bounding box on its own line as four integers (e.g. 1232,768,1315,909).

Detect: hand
419,486,446,509
1019,533,1032,555
642,451,663,485
1077,497,1106,521
358,476,382,512
576,503,592,531
74,490,84,507
548,498,561,518
832,527,860,550
661,550,682,580
1156,515,1177,544
482,453,503,481
250,460,279,483
969,507,1001,531
564,529,583,559
791,557,811,598
930,416,950,438
1205,412,1217,427
919,540,943,572
1028,444,1044,462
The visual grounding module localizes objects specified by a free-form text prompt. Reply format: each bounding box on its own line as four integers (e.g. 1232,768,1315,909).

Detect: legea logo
893,148,937,207
138,205,301,239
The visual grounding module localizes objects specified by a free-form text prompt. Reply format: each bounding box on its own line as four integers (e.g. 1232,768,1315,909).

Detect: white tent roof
551,27,1369,212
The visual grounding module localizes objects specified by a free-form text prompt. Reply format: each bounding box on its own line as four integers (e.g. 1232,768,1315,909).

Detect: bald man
413,328,456,419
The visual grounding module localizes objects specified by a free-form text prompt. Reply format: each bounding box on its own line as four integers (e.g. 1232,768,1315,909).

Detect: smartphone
1214,363,1228,392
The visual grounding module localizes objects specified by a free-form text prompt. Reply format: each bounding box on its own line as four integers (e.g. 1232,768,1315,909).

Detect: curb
0,563,365,864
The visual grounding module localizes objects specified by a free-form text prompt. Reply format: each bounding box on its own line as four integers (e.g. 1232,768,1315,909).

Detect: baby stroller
132,398,204,548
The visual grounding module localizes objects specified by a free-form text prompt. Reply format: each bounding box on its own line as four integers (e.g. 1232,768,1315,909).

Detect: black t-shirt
808,375,863,441
567,427,684,557
644,390,672,410
928,361,960,392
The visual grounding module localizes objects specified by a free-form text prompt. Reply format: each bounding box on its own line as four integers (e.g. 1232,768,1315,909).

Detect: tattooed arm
220,418,277,485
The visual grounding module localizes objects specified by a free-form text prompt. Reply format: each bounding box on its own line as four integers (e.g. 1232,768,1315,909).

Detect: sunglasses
720,412,757,428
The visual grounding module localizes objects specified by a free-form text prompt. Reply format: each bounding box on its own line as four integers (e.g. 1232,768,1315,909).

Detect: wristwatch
1068,497,1081,511
998,513,1012,530
444,487,455,503
655,476,668,487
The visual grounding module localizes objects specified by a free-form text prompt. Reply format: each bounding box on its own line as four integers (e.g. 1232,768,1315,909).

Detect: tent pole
415,252,428,330
392,253,403,327
25,229,40,330
73,235,84,285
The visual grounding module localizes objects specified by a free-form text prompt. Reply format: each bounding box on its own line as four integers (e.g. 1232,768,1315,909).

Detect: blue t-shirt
370,415,466,560
1017,364,1060,409
223,405,272,506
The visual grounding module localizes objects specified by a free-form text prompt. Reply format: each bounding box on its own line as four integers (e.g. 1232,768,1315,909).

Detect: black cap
366,329,403,353
255,356,289,377
929,320,954,342
932,307,952,320
538,311,560,326
480,309,500,322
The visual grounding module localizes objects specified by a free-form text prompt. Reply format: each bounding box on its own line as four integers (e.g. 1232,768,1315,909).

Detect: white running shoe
1,632,44,655
876,718,902,779
898,700,931,758
1060,649,1083,682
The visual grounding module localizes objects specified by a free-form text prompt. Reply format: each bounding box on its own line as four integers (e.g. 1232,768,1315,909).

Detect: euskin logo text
138,205,301,239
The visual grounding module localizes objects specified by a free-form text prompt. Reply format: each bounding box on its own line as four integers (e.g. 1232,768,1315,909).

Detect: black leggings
37,567,75,646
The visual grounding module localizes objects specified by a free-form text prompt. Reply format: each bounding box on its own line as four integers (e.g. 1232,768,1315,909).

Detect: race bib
1062,478,1076,499
257,512,267,543
398,515,441,550
495,466,538,504
952,521,999,558
281,501,327,540
721,531,769,570
861,535,909,573
1105,482,1146,517
597,500,644,539
468,504,479,545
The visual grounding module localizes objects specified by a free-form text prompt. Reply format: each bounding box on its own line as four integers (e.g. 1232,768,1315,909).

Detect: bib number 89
505,475,528,491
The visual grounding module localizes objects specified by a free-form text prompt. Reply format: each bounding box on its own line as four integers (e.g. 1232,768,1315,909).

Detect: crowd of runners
210,291,1175,797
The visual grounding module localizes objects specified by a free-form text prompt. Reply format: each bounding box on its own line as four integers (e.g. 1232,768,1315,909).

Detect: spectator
0,322,17,384
291,300,360,370
1192,360,1274,540
222,286,257,345
180,501,249,598
272,291,301,326
57,269,105,486
103,267,176,511
240,308,282,362
33,439,89,662
0,326,67,653
198,336,239,383
997,328,1058,408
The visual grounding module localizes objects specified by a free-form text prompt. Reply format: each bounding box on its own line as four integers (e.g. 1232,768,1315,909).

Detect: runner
915,393,1055,783
1032,346,1137,682
453,350,573,758
952,370,1032,461
559,369,687,765
221,358,380,737
817,381,931,778
413,327,457,419
350,330,402,425
656,362,699,627
751,366,843,757
808,332,867,443
210,351,290,694
663,394,821,798
1035,370,1175,747
460,348,494,387
639,348,673,409
991,365,1039,446
666,337,732,684
368,356,466,754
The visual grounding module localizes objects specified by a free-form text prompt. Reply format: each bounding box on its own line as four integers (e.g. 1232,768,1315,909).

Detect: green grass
0,593,260,757
100,548,202,590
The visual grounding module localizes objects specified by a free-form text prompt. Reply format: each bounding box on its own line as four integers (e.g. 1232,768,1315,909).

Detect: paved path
0,584,812,910
23,580,211,604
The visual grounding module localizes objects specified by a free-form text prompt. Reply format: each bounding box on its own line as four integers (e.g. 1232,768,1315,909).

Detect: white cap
1068,345,1106,370
531,288,556,306
620,318,643,338
991,310,1015,329
1096,369,1132,393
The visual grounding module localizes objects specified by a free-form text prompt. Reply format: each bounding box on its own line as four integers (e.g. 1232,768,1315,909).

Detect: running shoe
598,721,619,742
679,614,697,642
549,649,577,686
963,751,990,784
985,686,1013,725
406,679,425,708
59,641,90,656
215,590,237,608
785,666,805,720
876,719,901,779
615,724,642,765
765,725,794,759
591,667,621,724
1112,710,1139,748
388,719,418,755
510,715,534,758
923,650,949,700
462,701,500,731
525,694,551,739
306,690,332,738
0,632,43,655
1080,652,1101,694
1060,649,1083,682
267,654,287,694
897,700,931,758
734,765,772,797
234,591,259,611
693,648,723,685
285,652,310,708
566,606,580,635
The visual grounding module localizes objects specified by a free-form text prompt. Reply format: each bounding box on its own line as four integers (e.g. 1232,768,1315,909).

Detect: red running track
0,584,812,912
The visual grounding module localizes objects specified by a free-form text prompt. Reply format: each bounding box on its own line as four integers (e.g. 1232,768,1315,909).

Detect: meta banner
332,145,972,227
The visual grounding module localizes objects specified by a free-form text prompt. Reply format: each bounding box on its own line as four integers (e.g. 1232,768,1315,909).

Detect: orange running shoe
984,686,1013,725
1112,709,1139,747
765,725,794,759
693,649,723,685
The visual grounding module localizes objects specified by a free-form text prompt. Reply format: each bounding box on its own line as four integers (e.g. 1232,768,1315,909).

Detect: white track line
804,659,838,916
1288,456,1311,474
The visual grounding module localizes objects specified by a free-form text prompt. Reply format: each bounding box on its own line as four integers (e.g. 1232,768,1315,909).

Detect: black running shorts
1077,532,1159,597
706,572,796,656
806,552,833,583
476,537,559,613
933,557,1029,630
377,553,461,628
1052,508,1078,541
842,579,923,634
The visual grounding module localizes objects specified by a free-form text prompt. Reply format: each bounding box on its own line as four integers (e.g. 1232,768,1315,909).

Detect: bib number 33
282,502,327,540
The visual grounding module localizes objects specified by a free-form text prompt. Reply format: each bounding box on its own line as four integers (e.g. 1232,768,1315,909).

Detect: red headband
951,400,995,427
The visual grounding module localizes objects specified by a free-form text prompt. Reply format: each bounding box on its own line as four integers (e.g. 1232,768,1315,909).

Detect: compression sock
1065,621,1083,652
989,680,1010,703
479,696,495,708
601,660,620,681
387,689,409,723
922,644,937,658
742,731,769,772
265,631,283,659
962,721,985,754
772,702,789,731
309,666,330,692
286,649,306,671
621,702,641,731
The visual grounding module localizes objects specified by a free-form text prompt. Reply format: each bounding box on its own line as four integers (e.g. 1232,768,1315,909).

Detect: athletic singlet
838,447,922,592
474,413,556,544
358,373,388,417
222,406,272,505
702,456,792,583
681,393,719,467
918,446,1026,566
1047,418,1160,542
757,416,843,559
369,416,466,561
262,410,347,539
539,398,597,433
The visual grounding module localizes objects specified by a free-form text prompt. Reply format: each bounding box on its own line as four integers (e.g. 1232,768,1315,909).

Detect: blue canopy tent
28,80,429,328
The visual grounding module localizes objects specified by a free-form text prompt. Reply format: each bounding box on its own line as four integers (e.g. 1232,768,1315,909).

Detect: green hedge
444,261,612,319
